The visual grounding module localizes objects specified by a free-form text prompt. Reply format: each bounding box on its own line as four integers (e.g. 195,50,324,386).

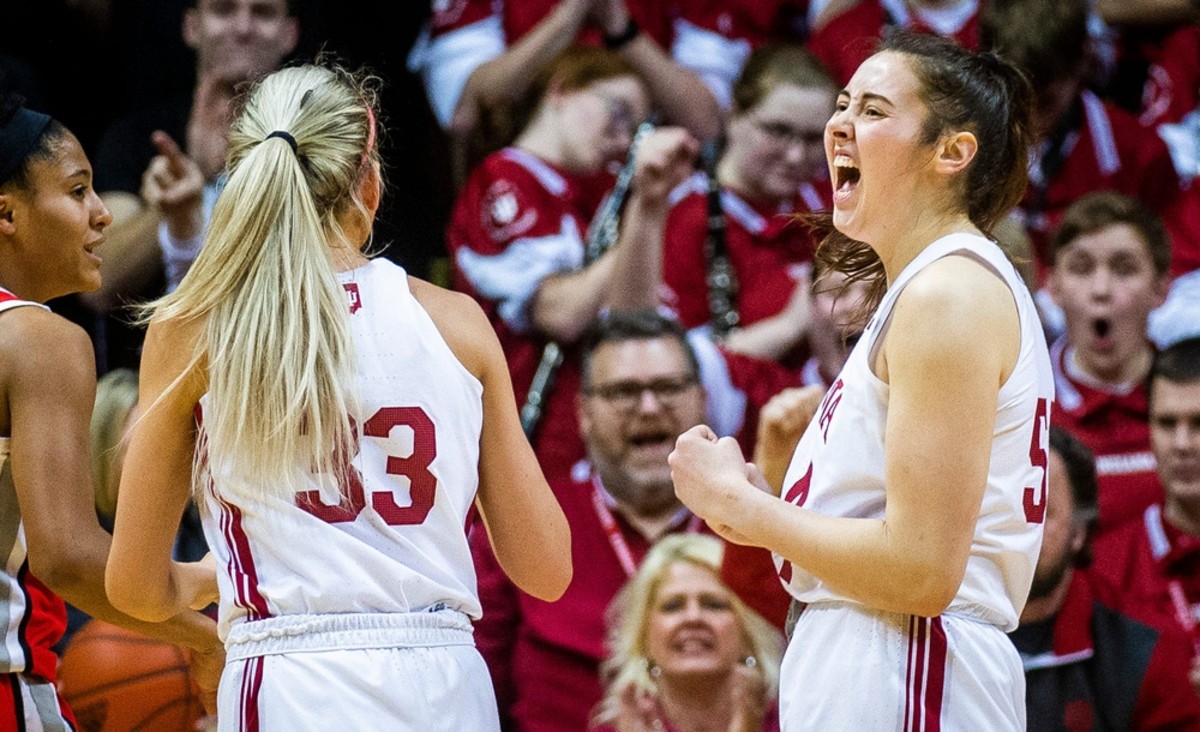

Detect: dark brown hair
814,29,1035,313
731,43,836,115
1052,191,1171,276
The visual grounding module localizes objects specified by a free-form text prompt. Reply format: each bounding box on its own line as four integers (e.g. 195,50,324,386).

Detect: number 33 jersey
197,259,485,638
775,233,1054,631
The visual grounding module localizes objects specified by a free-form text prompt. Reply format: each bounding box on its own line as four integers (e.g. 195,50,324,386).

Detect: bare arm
594,0,721,141
721,274,812,362
106,317,215,623
531,127,697,342
3,309,217,650
670,258,1019,616
450,0,592,136
412,280,571,601
1096,0,1198,24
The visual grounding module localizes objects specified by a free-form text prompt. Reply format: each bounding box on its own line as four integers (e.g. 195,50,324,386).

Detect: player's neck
1164,499,1200,538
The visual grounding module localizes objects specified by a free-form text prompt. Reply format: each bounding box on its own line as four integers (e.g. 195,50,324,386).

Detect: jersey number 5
295,406,438,526
1023,397,1049,524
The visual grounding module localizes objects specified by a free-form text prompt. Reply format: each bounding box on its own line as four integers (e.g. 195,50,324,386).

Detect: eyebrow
836,90,895,107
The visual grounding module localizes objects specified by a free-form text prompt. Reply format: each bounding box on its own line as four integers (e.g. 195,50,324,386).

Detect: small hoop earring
743,656,758,668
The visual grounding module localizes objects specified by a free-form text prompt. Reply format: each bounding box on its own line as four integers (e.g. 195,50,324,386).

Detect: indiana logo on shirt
481,179,536,243
344,283,362,314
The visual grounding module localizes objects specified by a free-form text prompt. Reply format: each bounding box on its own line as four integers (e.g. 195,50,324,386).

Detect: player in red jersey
1048,192,1172,535
0,97,222,728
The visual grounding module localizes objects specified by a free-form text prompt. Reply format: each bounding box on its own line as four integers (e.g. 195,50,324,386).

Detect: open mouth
1092,318,1111,340
834,154,860,194
629,430,672,450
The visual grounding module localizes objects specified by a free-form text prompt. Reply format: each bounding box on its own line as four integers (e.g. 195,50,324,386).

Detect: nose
92,193,112,231
1173,421,1199,452
232,7,254,34
826,110,850,141
634,387,665,413
1089,267,1114,299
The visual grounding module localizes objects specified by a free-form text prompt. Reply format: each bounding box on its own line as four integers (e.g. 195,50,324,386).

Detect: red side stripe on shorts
3,674,24,732
239,656,264,732
905,616,947,732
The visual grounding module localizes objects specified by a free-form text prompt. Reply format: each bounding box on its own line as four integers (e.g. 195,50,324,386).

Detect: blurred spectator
446,46,696,483
1011,426,1200,730
1048,192,1171,534
408,0,720,187
470,310,711,731
662,43,834,369
593,533,783,732
1091,337,1200,680
808,0,981,86
981,0,1184,274
88,368,139,528
80,0,299,370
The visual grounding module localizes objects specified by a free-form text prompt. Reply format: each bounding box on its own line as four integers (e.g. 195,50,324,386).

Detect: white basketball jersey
775,233,1053,631
197,260,486,639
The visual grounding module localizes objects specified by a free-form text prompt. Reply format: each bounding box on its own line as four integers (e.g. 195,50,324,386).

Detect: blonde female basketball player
105,64,571,730
670,31,1053,730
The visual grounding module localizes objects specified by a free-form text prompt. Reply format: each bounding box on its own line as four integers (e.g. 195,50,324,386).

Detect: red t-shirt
1092,504,1200,654
808,0,980,86
1137,24,1200,129
447,147,613,483
661,174,825,357
1022,92,1183,276
1050,338,1161,536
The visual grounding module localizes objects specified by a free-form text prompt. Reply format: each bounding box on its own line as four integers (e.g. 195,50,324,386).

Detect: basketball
57,619,206,732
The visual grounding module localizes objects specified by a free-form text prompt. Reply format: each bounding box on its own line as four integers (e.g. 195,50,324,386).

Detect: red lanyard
590,478,702,578
1167,579,1200,656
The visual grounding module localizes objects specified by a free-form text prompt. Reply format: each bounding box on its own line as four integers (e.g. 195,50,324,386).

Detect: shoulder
0,306,93,375
141,315,207,400
408,276,499,379
896,253,1017,331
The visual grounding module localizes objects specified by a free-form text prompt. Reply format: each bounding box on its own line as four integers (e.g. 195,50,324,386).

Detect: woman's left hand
669,426,763,539
176,553,219,611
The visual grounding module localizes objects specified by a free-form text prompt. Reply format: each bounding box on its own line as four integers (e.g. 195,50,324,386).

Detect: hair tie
978,51,1003,72
0,106,52,187
265,130,298,154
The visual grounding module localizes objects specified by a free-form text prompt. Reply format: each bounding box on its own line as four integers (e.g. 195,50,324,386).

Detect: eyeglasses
584,376,699,411
590,91,643,138
753,118,824,148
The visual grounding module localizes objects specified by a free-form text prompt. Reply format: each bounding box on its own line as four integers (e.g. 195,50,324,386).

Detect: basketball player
0,98,222,728
670,31,1053,729
105,64,571,731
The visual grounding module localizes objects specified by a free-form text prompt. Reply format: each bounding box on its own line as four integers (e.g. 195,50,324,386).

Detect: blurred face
0,133,111,302
1050,223,1168,383
1152,378,1200,510
808,269,869,385
185,0,298,84
553,75,650,174
825,52,935,244
1028,450,1083,600
725,83,832,201
645,562,744,680
580,337,705,517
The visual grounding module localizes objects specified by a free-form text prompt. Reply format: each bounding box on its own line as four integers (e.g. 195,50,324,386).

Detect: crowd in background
8,0,1200,729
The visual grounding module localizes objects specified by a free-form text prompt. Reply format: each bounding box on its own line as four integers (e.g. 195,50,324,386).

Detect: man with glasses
469,309,713,732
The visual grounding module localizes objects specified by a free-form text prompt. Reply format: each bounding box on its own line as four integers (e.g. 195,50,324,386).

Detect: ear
933,130,978,177
1152,271,1172,308
359,160,382,220
1069,523,1088,557
0,195,15,237
282,17,300,56
576,389,592,438
183,8,200,51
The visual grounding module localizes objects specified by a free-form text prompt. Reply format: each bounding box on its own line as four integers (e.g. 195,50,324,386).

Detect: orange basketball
58,619,206,732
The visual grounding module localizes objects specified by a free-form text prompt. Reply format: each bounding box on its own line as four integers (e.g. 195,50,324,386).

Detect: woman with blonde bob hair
105,62,571,730
595,534,782,732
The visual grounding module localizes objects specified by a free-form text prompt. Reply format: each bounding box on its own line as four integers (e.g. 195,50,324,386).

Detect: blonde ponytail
147,64,381,503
